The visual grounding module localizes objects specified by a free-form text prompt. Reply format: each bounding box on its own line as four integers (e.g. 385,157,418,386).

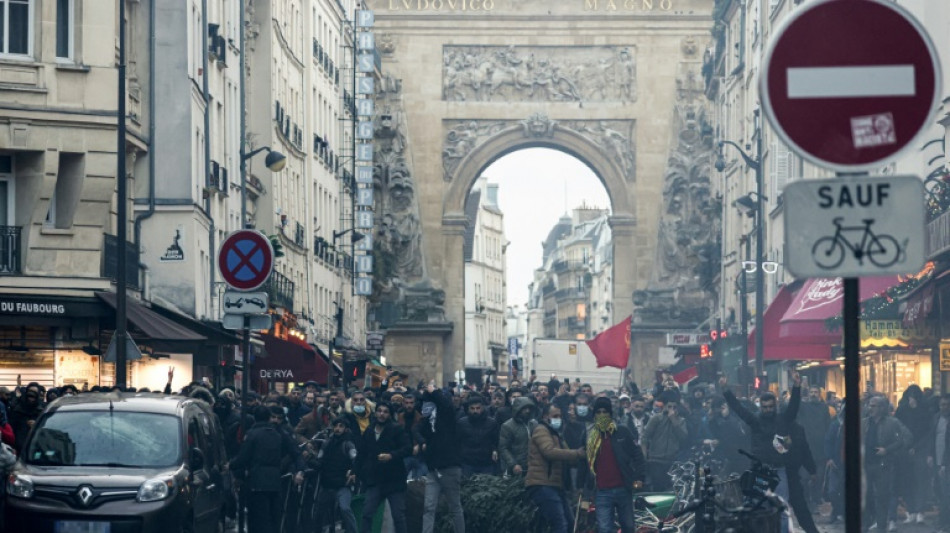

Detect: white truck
529,338,622,393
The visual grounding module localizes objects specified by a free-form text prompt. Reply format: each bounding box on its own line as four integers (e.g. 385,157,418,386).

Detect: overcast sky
481,148,612,308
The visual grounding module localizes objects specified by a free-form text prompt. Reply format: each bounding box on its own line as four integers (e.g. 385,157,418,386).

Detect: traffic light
708,329,728,358
343,361,366,382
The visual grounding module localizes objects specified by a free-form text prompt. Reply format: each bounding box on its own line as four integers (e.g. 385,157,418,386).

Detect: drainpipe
133,0,157,256
202,0,216,323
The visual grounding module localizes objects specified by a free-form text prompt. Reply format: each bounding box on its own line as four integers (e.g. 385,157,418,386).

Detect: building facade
463,177,507,383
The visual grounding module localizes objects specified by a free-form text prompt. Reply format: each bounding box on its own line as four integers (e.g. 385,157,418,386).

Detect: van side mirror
190,447,205,471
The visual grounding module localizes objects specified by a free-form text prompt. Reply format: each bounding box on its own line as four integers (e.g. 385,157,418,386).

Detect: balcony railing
268,270,295,311
554,287,587,300
0,226,21,274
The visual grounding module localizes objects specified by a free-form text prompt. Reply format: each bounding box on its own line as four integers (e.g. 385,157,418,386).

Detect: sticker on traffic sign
223,291,269,315
761,0,941,171
783,175,925,278
218,230,275,291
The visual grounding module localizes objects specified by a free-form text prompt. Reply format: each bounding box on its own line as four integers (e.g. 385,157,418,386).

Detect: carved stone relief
442,115,636,182
634,71,719,326
443,45,637,103
370,72,446,323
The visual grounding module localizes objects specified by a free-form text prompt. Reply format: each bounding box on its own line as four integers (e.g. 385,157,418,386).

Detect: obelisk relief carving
634,70,720,326
370,75,446,324
443,45,637,103
442,116,636,182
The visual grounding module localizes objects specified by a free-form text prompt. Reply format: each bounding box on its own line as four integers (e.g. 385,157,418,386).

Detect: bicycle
811,217,904,269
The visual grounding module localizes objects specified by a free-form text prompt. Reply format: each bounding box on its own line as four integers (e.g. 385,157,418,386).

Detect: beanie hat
593,396,613,415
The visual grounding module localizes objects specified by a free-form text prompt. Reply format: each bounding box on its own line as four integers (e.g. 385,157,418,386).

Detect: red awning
748,284,834,361
255,334,327,384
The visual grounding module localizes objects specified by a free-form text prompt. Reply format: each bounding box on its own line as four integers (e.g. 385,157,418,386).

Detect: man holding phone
641,395,688,491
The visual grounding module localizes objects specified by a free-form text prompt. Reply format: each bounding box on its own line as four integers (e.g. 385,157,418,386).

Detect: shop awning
748,284,834,361
256,333,328,383
780,276,900,340
96,291,206,349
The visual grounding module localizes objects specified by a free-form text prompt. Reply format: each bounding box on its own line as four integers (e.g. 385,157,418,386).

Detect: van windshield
25,410,182,468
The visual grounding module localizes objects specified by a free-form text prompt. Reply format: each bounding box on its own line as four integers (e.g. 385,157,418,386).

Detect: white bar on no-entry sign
787,65,916,99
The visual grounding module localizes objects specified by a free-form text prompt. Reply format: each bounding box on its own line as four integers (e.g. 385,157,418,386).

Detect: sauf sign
784,175,925,278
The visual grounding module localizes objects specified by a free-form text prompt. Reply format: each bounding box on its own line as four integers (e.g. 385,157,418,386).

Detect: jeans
422,466,465,533
594,487,635,533
528,486,573,533
361,486,407,533
775,466,790,533
405,455,429,480
317,486,358,533
866,464,896,532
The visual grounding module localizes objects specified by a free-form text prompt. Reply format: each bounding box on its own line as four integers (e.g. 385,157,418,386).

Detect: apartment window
0,155,14,226
1,0,32,56
55,0,73,59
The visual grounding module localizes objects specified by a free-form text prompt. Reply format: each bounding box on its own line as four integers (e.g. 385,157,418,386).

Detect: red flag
586,315,632,369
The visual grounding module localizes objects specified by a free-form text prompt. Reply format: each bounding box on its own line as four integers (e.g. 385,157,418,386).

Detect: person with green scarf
584,396,645,533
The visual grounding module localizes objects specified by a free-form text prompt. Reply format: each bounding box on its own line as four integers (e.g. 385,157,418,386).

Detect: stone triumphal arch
365,0,720,388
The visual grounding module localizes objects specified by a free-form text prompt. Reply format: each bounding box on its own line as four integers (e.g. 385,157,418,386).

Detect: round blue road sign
218,230,274,291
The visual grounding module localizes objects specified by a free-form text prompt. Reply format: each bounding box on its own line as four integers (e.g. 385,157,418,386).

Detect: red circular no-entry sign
761,0,941,171
218,230,275,291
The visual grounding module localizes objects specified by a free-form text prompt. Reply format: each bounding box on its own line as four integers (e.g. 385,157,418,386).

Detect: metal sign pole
843,277,861,533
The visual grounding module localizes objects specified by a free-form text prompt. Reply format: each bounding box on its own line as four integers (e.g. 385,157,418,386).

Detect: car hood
12,462,183,488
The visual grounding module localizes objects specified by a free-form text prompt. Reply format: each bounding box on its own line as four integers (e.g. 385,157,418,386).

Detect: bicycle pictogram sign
218,230,274,291
811,217,906,270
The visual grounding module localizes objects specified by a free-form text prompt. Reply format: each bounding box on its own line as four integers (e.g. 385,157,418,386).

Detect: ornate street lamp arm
719,140,760,171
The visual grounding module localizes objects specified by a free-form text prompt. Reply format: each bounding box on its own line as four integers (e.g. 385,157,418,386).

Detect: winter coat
498,396,538,474
798,400,832,460
457,414,499,467
863,414,910,470
525,423,584,489
229,422,303,492
8,398,43,454
419,389,461,470
642,412,689,462
355,420,411,495
316,432,357,489
724,385,801,468
578,424,646,491
895,401,931,452
701,412,746,471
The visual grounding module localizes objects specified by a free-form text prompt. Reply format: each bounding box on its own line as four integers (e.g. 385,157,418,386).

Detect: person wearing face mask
498,395,539,477
345,391,375,435
526,404,586,533
457,395,500,477
582,396,645,533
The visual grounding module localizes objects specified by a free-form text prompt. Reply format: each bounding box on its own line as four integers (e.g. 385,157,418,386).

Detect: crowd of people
2,369,950,533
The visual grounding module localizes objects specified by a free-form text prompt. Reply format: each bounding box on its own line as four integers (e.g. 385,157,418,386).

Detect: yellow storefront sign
860,320,935,348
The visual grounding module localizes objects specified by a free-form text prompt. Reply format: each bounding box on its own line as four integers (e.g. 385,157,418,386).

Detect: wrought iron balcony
268,270,295,311
0,226,21,274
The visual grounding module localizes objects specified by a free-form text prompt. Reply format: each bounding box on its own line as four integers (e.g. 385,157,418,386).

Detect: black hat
593,396,613,415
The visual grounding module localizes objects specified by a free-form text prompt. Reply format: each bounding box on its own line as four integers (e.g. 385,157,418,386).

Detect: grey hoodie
498,396,538,474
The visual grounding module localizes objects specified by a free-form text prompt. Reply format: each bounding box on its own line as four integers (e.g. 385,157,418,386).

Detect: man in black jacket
584,396,645,533
313,417,358,533
420,383,465,533
229,405,305,533
721,372,801,532
457,395,499,476
355,402,411,533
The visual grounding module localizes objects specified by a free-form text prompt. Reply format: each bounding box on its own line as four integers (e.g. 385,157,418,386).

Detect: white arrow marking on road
787,65,916,99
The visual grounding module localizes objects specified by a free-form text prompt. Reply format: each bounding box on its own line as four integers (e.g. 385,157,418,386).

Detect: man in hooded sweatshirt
499,395,539,476
419,383,465,533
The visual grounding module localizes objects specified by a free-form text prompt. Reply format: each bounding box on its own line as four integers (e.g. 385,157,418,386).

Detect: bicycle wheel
868,235,902,267
811,237,845,269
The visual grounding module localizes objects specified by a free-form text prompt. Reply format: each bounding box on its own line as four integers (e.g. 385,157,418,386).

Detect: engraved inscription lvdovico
382,0,674,11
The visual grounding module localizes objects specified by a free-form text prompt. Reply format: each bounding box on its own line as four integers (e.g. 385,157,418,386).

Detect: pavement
806,503,940,533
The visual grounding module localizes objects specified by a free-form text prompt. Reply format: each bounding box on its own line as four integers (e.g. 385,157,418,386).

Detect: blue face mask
353,405,366,415
576,405,589,417
549,418,562,430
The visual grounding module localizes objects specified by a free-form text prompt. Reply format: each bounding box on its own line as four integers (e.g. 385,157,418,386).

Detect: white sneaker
916,513,926,524
904,515,915,524
888,520,897,532
869,523,879,530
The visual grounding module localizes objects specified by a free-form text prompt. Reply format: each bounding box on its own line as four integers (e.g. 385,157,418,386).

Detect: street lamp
329,228,365,388
717,108,765,388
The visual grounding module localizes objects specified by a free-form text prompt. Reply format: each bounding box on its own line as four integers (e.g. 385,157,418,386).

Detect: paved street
807,504,940,533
